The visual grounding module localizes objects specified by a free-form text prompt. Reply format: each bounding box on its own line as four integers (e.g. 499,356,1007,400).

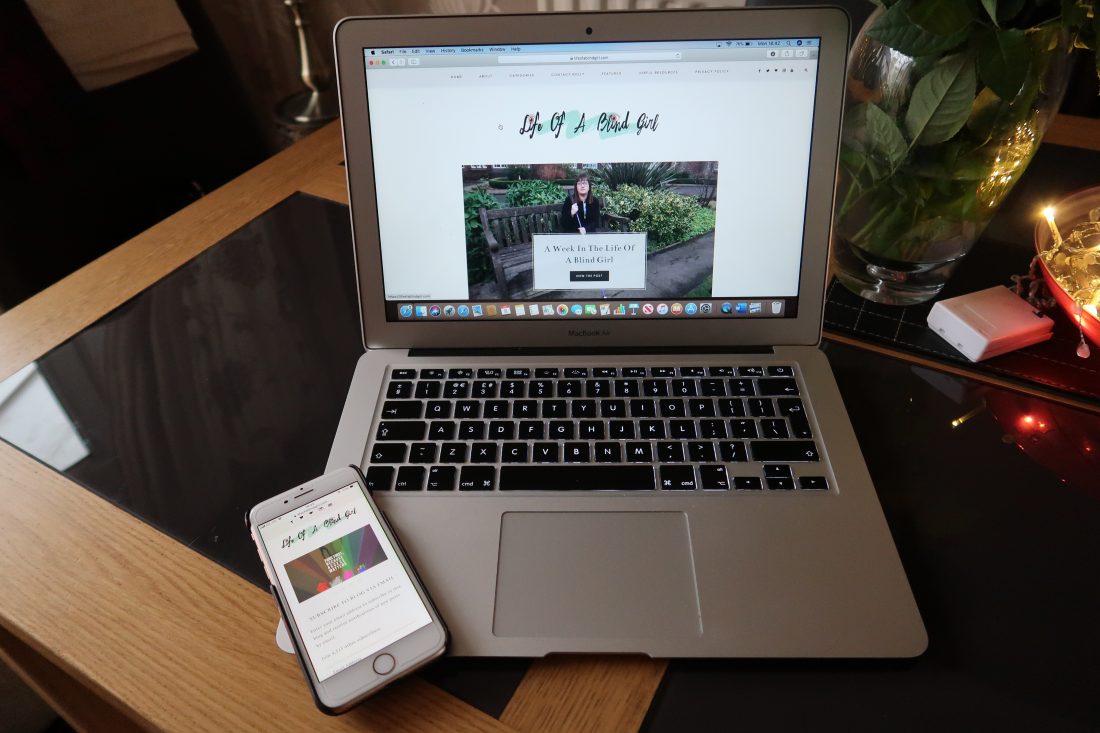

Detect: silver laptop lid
334,8,849,350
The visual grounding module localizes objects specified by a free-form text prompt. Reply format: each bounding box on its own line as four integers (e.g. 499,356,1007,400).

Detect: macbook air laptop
324,7,927,657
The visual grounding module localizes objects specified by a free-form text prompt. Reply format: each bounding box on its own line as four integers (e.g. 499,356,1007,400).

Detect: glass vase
832,12,1074,305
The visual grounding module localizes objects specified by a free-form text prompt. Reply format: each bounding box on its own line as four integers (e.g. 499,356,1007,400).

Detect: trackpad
493,512,702,638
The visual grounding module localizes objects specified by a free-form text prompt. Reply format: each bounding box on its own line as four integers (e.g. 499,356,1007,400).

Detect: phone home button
372,653,396,675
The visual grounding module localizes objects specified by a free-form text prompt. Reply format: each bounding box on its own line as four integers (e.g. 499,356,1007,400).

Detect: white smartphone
248,466,447,714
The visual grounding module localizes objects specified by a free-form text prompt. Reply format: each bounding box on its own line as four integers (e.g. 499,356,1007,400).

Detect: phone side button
372,653,396,675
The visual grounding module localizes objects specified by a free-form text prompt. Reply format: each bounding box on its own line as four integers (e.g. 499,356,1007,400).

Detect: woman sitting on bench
560,174,601,234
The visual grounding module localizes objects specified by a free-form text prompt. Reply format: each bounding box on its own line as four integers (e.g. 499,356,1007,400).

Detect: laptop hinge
408,346,774,357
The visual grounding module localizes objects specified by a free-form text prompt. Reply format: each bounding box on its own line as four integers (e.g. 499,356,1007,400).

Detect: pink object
1033,185,1100,346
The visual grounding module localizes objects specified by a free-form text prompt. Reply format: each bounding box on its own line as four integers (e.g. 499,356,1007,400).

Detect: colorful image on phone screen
284,524,387,603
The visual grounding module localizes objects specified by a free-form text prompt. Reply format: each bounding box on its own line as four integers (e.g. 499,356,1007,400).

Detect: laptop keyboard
365,365,830,493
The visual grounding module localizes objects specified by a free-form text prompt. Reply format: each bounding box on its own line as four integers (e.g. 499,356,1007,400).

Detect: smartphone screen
255,482,433,681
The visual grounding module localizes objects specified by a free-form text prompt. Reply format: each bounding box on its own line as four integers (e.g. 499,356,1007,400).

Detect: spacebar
500,466,655,491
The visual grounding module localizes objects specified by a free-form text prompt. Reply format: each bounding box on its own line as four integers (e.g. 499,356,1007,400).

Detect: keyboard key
601,400,627,418
532,443,558,462
500,466,655,491
459,466,495,491
565,367,588,378
391,368,417,379
593,367,617,377
700,465,730,490
622,367,647,377
419,369,445,379
640,420,665,439
501,380,525,397
630,399,656,418
502,443,528,463
535,368,560,378
448,368,473,379
549,421,574,439
579,421,605,439
386,381,413,398
625,442,653,462
708,367,736,376
788,413,814,439
471,443,498,463
680,367,706,377
658,442,685,462
415,381,441,398
718,398,747,417
394,466,425,491
529,380,553,397
764,464,793,478
409,443,436,463
439,443,467,463
699,419,727,439
719,441,748,462
761,419,790,439
594,443,622,462
758,378,799,396
365,466,393,491
749,441,820,462
519,421,544,439
767,477,796,491
669,420,697,439
571,400,597,418
453,400,479,416
586,379,611,397
767,365,794,377
689,398,716,417
559,380,582,397
459,421,485,440
615,379,640,397
563,443,590,463
488,421,515,440
730,420,758,439
728,379,756,396
700,379,726,396
377,421,426,441
777,398,804,416
643,379,669,397
444,381,470,398
381,401,422,419
652,367,676,377
513,400,538,418
734,476,762,490
660,466,696,490
737,366,764,377
474,380,497,398
484,400,509,418
506,368,530,378
799,476,830,491
425,401,452,419
659,399,686,417
671,379,697,396
427,466,456,491
428,421,456,440
748,398,775,417
688,441,716,462
476,368,502,378
542,400,567,418
596,420,627,440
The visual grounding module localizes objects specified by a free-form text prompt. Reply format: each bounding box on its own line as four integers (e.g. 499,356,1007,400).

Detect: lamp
275,0,339,133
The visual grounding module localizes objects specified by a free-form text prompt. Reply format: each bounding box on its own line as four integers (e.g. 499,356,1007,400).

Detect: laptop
323,7,927,657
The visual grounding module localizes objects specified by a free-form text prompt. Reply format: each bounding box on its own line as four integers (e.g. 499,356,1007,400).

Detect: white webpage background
365,59,817,300
258,485,431,681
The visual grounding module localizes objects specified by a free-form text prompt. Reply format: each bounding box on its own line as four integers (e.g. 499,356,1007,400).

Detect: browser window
361,39,820,322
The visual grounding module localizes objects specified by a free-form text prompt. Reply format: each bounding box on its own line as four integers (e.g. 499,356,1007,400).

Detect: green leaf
904,55,978,145
908,0,976,36
965,85,1004,139
867,0,971,56
980,0,999,24
843,103,909,171
977,28,1031,98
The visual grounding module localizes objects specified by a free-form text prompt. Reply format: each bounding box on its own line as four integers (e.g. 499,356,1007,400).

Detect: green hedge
605,184,710,251
464,188,498,285
505,179,566,207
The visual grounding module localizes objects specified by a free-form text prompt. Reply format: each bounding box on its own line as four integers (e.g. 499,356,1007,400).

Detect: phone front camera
585,26,593,35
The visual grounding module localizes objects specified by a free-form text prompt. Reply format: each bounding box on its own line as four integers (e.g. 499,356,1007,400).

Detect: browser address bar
497,51,682,64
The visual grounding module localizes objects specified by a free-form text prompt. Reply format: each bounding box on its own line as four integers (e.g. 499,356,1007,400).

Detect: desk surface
1,121,1098,733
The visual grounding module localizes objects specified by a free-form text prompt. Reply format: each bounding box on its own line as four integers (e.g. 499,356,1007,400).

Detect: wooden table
1,115,1097,732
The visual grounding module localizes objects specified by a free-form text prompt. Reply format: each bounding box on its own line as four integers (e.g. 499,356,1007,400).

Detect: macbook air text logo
568,329,610,337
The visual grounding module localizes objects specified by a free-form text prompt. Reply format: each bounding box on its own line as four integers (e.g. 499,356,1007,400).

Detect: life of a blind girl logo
519,110,660,139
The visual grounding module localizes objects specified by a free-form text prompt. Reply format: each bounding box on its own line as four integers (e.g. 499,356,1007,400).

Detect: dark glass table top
0,192,1097,729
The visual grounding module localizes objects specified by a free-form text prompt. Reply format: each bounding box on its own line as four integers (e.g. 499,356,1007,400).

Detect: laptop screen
362,37,819,322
